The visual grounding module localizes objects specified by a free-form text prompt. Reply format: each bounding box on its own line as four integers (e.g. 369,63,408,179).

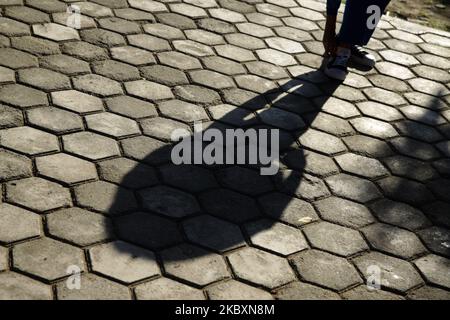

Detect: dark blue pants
337,0,391,46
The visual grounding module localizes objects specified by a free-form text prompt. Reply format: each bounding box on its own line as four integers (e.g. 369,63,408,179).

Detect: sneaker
350,45,376,68
324,47,350,81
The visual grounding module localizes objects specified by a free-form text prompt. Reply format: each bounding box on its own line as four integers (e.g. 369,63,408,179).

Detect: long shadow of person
108,69,341,265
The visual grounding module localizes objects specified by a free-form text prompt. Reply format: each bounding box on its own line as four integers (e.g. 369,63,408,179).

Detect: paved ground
0,0,450,300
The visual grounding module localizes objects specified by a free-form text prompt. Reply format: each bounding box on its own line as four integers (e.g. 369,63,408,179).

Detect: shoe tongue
336,47,351,58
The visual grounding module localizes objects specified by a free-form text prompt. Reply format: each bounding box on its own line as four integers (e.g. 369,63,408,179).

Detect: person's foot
350,45,376,68
324,47,350,81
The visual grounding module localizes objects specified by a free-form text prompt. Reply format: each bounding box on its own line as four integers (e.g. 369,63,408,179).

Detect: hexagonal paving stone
98,157,158,189
51,90,104,114
0,84,47,108
159,164,217,193
106,95,157,119
335,153,388,179
227,247,296,289
13,238,85,281
0,48,38,69
18,68,70,91
115,212,183,250
135,277,205,300
216,166,274,196
47,207,113,246
33,23,79,41
290,249,362,291
408,286,450,300
36,153,97,185
276,281,341,300
6,177,71,212
92,60,140,82
110,46,156,66
63,132,120,160
377,176,434,205
0,104,23,129
245,219,308,256
299,129,346,155
158,99,208,122
0,203,41,243
362,223,427,259
200,188,261,223
325,174,381,203
383,155,438,181
415,255,450,290
258,192,319,226
0,272,52,300
183,215,245,253
370,199,431,231
61,41,109,61
27,107,83,134
350,117,398,139
125,80,174,101
141,65,189,86
81,28,126,47
174,40,214,57
158,51,201,70
11,36,60,55
139,185,200,218
0,126,59,156
314,197,375,228
73,74,123,97
418,227,450,258
275,170,331,201
174,85,221,104
207,280,273,300
0,17,30,36
0,150,32,181
74,181,137,215
162,244,229,286
90,241,159,283
86,112,140,138
121,136,171,165
303,222,368,257
56,273,131,300
353,251,423,293
380,49,419,66
0,67,15,83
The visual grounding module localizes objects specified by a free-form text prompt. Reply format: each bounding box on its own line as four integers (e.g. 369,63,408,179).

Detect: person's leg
338,0,391,46
324,0,390,79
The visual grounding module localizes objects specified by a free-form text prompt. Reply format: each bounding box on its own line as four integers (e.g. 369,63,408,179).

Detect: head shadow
107,68,343,262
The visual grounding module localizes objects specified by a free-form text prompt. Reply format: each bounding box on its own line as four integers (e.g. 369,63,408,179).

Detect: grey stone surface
362,223,427,259
303,222,368,257
47,208,113,246
227,247,296,289
291,250,362,291
415,255,450,289
0,203,41,243
90,241,159,283
13,238,85,281
162,244,229,286
57,273,131,300
1,0,450,300
353,252,423,293
0,272,52,300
